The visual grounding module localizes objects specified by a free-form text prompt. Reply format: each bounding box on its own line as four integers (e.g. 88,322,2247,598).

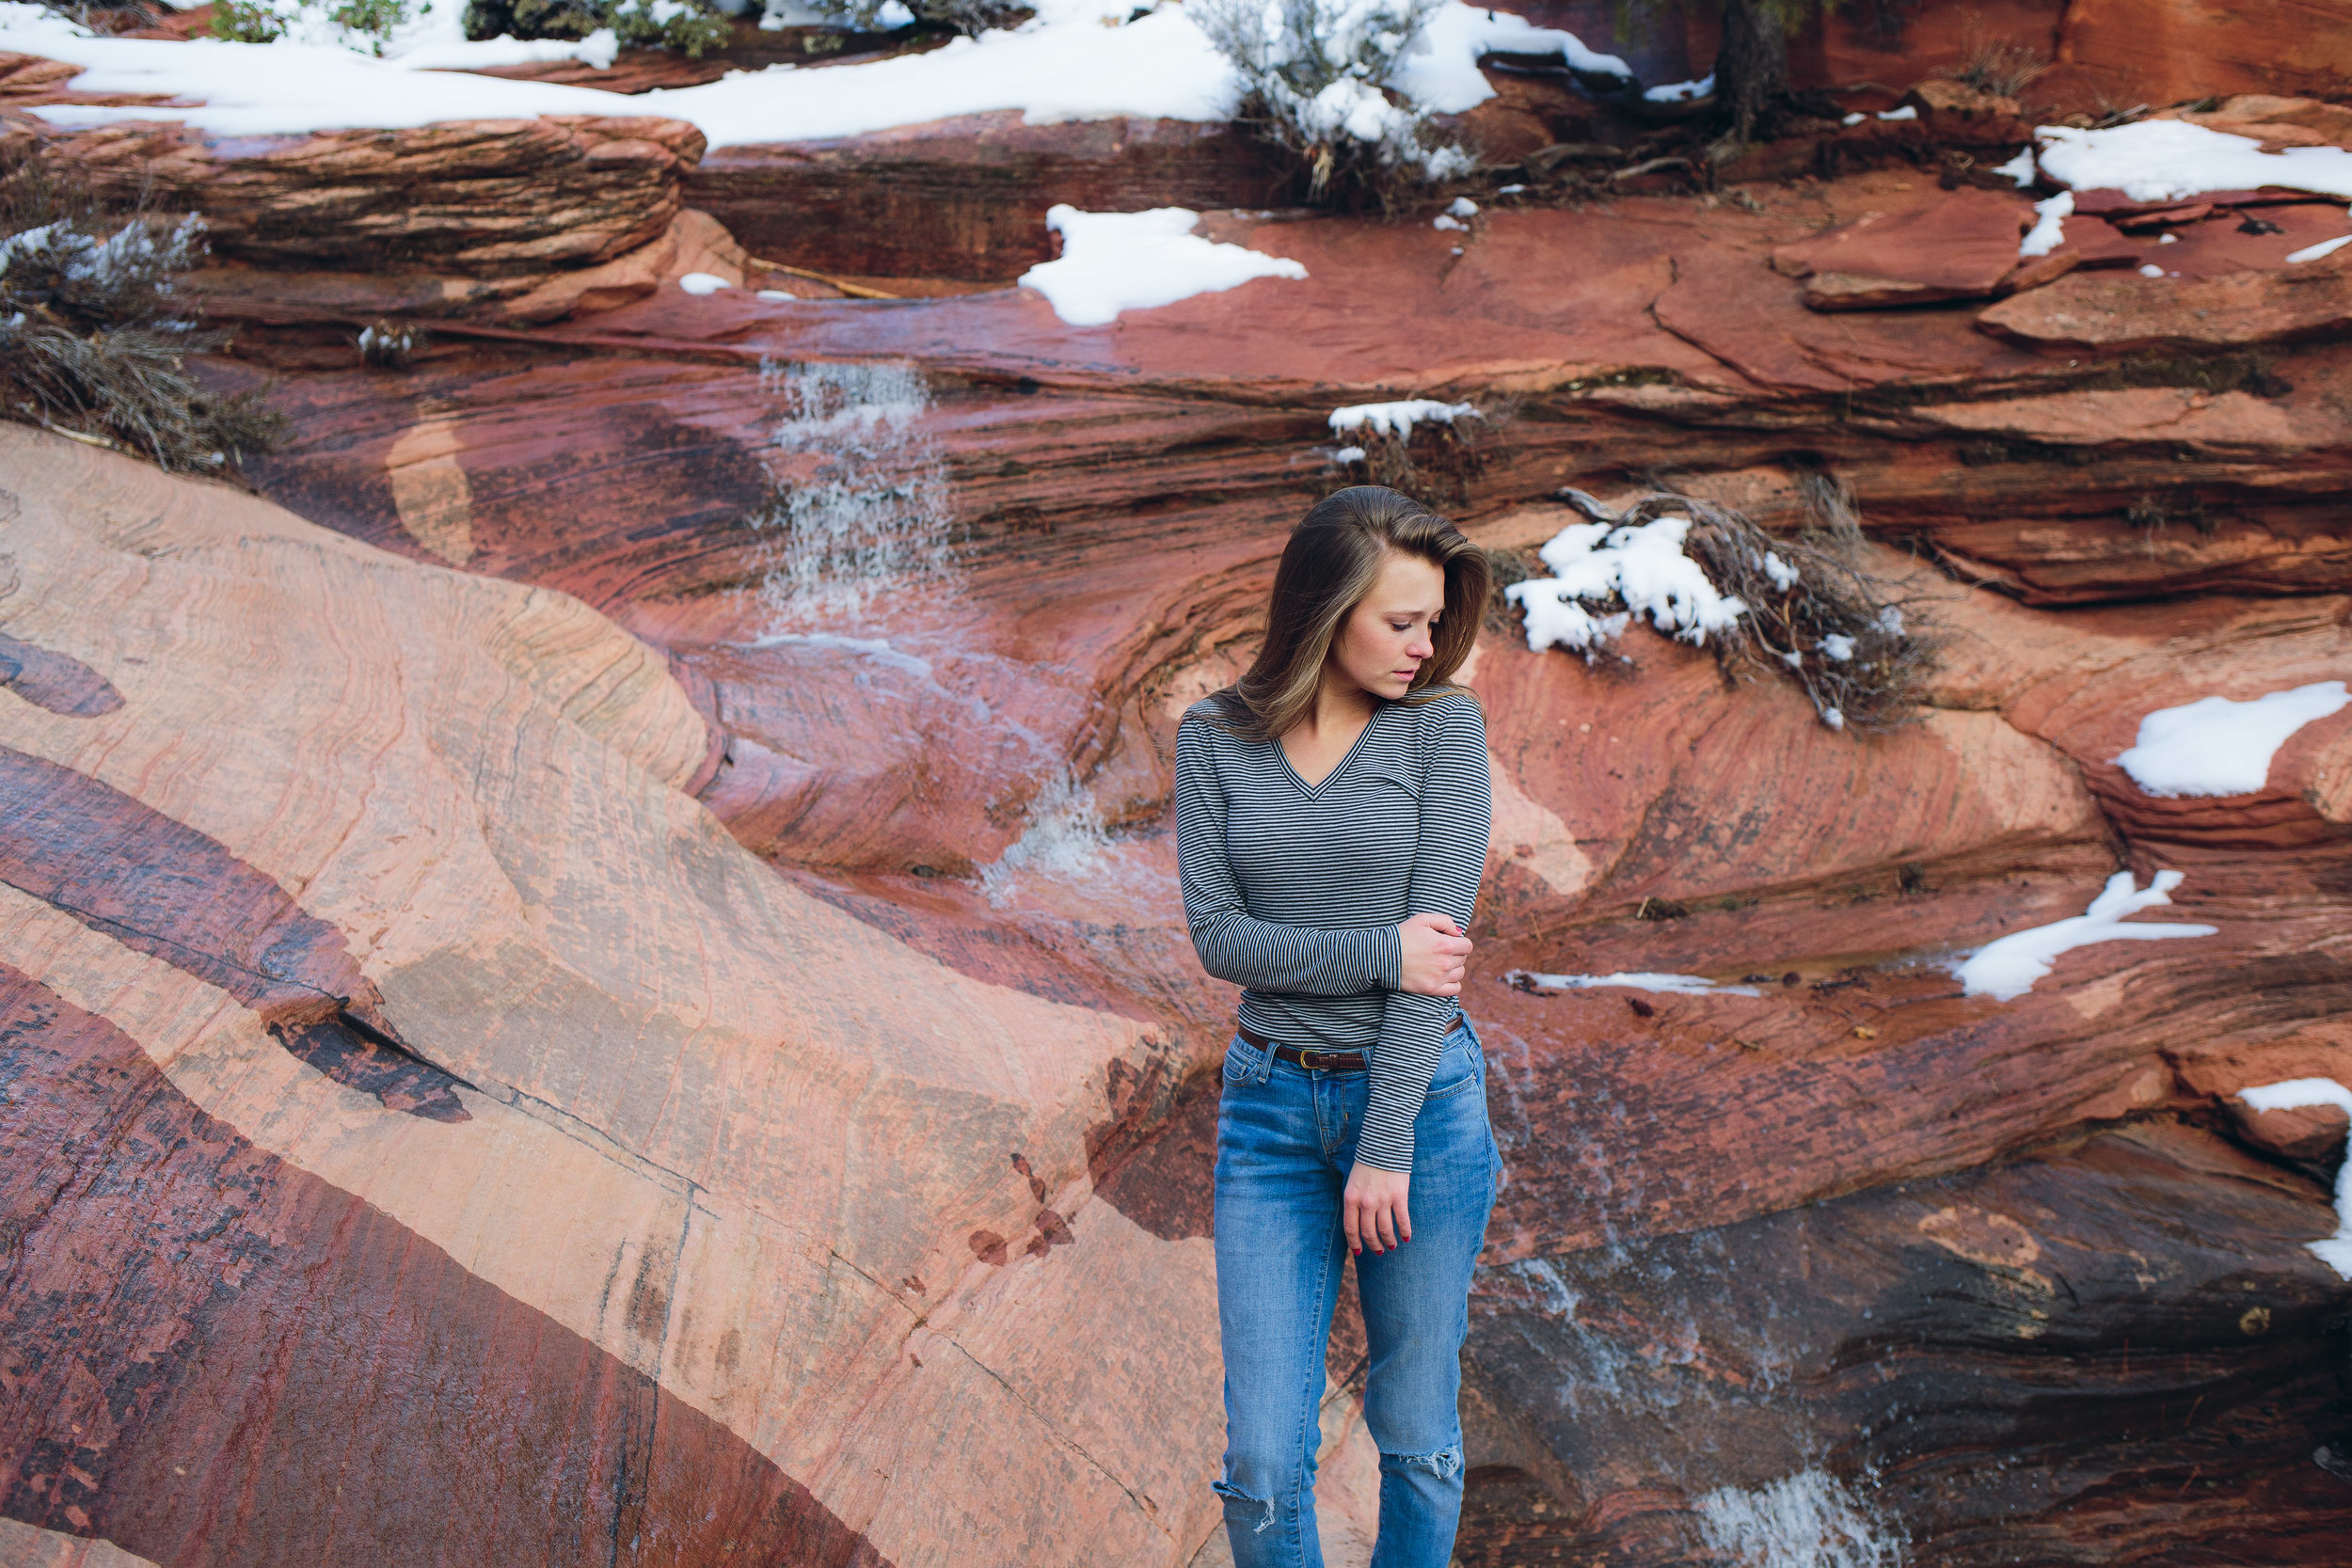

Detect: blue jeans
1212,1013,1499,1568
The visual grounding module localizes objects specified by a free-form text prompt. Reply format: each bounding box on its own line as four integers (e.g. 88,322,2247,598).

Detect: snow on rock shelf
0,0,1623,148
1017,205,1305,325
2034,118,2352,204
2239,1079,2352,1280
2113,681,2351,799
1957,870,2217,1002
1327,399,1479,438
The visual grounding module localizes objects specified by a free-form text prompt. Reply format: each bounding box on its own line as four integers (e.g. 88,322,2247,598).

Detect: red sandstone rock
1770,186,2033,309
42,113,705,277
688,114,1295,282
1978,255,2352,351
0,426,1226,1568
2169,93,2352,150
2056,0,2352,107
12,134,2352,1564
1898,77,2029,147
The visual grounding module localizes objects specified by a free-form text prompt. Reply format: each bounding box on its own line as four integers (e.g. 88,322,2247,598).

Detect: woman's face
1331,549,1447,701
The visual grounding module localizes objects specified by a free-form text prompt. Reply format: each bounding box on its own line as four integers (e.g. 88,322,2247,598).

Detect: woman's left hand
1343,1162,1411,1255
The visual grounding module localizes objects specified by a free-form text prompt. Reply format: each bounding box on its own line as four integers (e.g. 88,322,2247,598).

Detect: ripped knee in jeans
1212,1477,1278,1533
1380,1442,1464,1481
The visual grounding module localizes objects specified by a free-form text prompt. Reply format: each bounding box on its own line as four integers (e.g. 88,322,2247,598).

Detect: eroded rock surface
6,34,2352,1568
0,428,1224,1568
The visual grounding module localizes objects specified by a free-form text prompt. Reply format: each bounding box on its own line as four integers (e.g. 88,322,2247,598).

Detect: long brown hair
1208,486,1489,742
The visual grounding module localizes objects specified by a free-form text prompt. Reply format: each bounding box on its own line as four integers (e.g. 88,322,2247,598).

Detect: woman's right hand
1397,911,1471,996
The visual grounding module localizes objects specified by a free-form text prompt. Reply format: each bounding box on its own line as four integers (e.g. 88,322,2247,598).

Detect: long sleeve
1358,694,1492,1173
1175,713,1405,995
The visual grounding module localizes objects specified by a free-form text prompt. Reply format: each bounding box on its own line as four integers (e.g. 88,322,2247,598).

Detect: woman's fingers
1374,1202,1397,1251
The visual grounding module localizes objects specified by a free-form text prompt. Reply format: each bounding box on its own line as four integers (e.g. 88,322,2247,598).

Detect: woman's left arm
1345,694,1491,1251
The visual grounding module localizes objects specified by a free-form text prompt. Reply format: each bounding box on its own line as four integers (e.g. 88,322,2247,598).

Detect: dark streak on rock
0,961,895,1568
0,744,466,1119
0,632,124,719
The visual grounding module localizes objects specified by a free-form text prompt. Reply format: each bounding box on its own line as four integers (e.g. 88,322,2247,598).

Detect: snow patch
1432,213,1465,230
677,271,728,295
2018,189,2072,257
1956,870,2217,1002
1644,71,1710,103
1504,515,1746,656
1327,398,1477,437
2137,262,2167,277
2287,233,2352,263
2113,681,2349,798
2035,118,2352,205
1394,3,1629,103
1445,196,1478,218
1505,970,1763,997
2238,1078,2352,1280
1990,145,2035,186
1876,104,1915,121
1695,1469,1903,1568
1017,204,1305,325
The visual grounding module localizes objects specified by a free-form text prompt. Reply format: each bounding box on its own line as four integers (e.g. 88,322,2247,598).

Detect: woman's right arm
1176,715,1405,995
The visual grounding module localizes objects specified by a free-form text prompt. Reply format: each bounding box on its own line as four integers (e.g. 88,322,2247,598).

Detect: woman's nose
1408,630,1434,658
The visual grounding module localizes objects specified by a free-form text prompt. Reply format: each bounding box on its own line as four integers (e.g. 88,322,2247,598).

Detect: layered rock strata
6,42,2352,1568
0,427,1228,1568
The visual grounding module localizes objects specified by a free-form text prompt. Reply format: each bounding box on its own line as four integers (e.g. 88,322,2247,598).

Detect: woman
1175,484,1497,1568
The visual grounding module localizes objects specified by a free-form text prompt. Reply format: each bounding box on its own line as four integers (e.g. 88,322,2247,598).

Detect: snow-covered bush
463,0,732,55
812,0,1025,36
1326,397,1492,505
1502,488,1937,733
1192,0,1473,208
0,155,283,472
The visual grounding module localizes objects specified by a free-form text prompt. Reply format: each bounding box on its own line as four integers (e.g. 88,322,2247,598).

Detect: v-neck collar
1278,704,1383,798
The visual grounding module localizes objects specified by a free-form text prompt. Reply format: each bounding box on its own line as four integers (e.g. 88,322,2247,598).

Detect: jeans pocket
1421,1026,1483,1102
1222,1035,1266,1085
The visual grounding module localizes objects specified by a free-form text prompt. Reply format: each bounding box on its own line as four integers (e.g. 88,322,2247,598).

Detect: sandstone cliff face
5,7,2352,1563
0,428,1225,1568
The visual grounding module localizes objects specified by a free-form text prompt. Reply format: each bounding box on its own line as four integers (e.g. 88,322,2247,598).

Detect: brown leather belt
1237,1024,1368,1072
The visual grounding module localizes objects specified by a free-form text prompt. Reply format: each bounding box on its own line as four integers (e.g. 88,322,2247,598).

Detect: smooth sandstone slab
0,425,1225,1568
1979,256,2352,351
1769,187,2032,310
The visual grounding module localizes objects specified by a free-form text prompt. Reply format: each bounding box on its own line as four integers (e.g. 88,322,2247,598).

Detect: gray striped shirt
1174,689,1491,1172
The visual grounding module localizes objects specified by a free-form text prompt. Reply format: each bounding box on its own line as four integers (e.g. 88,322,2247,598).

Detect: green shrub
814,0,1028,34
463,0,735,55
210,0,419,52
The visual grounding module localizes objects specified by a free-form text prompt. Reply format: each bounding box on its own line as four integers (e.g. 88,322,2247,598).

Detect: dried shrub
358,318,425,369
0,153,284,472
1191,0,1472,210
1327,402,1500,509
1532,487,1941,734
1935,35,2049,100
